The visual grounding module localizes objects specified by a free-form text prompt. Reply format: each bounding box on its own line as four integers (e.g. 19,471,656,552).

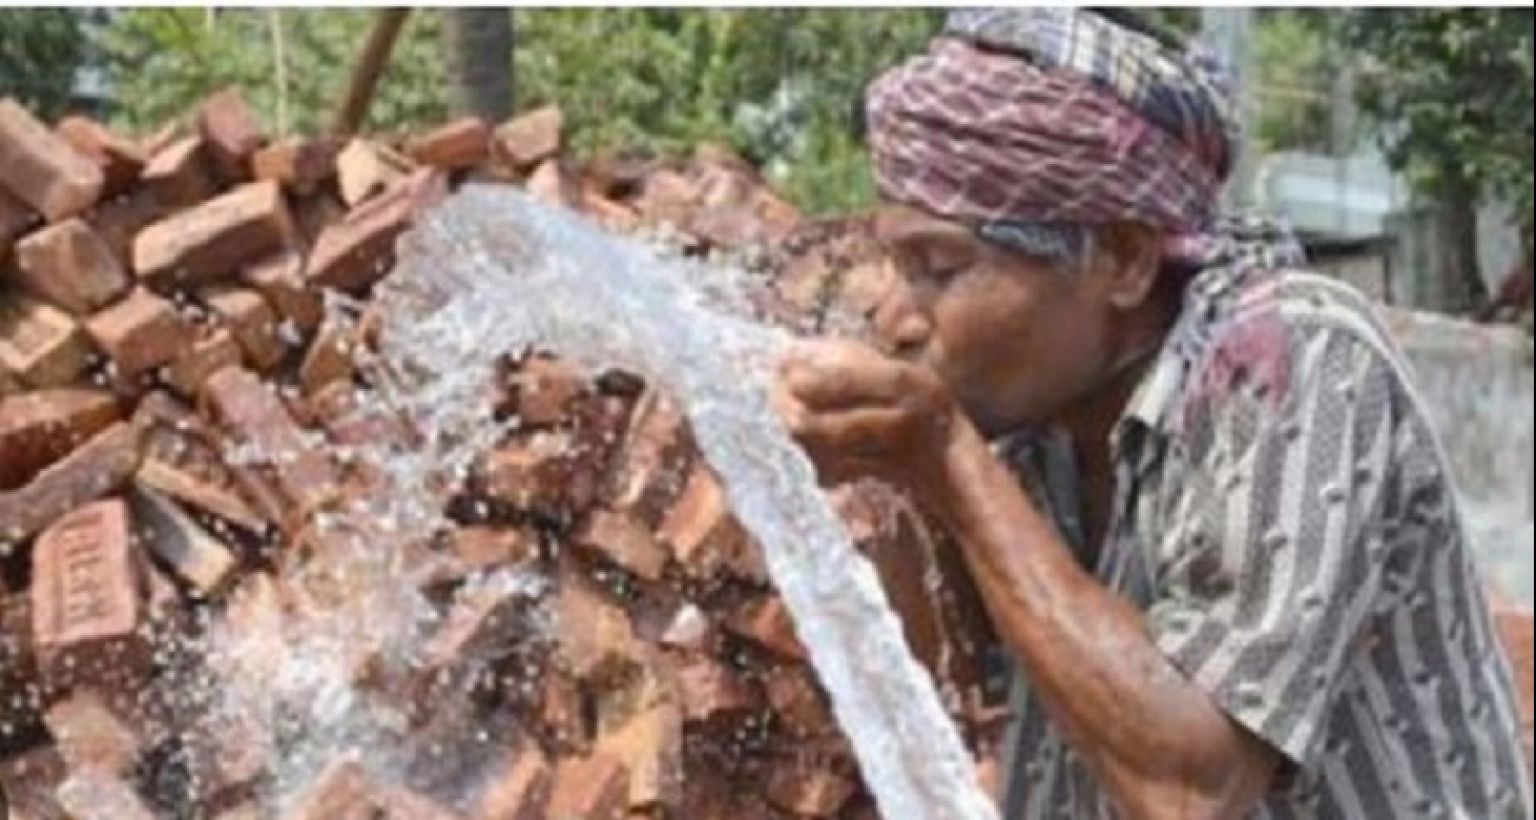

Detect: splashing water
362,184,1000,820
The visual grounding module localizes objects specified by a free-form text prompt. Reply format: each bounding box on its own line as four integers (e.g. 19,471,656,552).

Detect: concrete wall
1381,307,1534,604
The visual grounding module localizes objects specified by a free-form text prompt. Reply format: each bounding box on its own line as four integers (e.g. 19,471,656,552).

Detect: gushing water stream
367,184,999,819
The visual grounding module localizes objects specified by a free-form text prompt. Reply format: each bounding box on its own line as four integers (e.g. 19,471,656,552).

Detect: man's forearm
921,427,1274,818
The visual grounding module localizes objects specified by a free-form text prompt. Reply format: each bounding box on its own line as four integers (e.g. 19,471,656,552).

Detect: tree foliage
1339,9,1534,233
0,9,87,120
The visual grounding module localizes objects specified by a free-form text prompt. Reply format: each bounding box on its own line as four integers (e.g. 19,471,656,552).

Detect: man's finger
791,405,909,459
781,341,912,411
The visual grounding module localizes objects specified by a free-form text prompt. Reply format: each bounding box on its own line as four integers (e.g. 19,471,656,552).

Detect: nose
872,279,932,359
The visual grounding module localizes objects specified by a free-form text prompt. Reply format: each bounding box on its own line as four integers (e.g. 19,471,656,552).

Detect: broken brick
725,596,808,662
129,485,239,599
241,250,323,336
763,666,830,738
555,571,641,686
29,499,151,695
0,421,141,544
84,287,194,379
297,317,357,395
0,388,120,491
493,106,563,170
304,173,425,293
659,602,714,654
198,88,267,182
200,366,337,522
42,689,143,776
200,286,288,372
449,525,538,572
0,293,94,388
164,325,245,399
55,116,145,199
526,159,582,209
596,676,684,812
472,742,551,820
539,669,591,753
604,389,693,529
1,593,43,753
14,217,132,315
135,400,268,536
764,761,856,818
282,757,463,820
675,658,759,723
545,752,629,820
509,354,590,427
658,464,762,583
483,430,601,520
134,180,295,291
251,137,340,196
84,188,165,272
406,118,490,171
574,509,668,582
1,185,34,257
0,98,104,221
141,135,218,209
336,138,412,208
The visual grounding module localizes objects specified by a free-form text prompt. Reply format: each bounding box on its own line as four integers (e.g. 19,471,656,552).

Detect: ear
1096,223,1163,310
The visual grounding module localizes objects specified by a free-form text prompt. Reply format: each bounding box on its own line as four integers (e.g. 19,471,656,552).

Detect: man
773,9,1532,819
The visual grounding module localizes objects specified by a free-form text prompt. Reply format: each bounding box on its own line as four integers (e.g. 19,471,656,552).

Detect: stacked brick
1,90,1007,819
3,88,1530,819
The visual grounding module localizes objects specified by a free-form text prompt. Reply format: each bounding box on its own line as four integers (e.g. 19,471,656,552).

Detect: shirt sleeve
1146,319,1403,770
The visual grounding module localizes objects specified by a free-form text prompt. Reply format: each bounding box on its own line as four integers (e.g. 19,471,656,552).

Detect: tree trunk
444,8,514,123
1431,176,1489,316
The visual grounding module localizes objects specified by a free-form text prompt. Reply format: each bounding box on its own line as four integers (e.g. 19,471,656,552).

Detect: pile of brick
1,90,1006,819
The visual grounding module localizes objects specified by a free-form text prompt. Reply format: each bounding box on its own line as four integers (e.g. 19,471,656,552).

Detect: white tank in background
1381,307,1534,605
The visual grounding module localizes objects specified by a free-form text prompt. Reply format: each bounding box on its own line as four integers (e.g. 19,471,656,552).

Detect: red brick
200,286,288,372
634,170,698,226
596,677,684,812
42,689,143,775
83,287,193,379
546,752,629,820
141,135,218,208
55,116,145,198
129,485,239,598
0,98,104,221
406,118,490,170
449,525,537,572
1,185,34,257
472,742,551,820
83,188,165,273
483,430,601,520
658,464,763,583
291,189,350,251
1493,607,1533,765
136,400,269,536
200,366,338,521
14,217,132,315
764,761,856,817
282,757,464,820
583,193,641,233
762,667,830,737
555,571,641,685
298,318,358,395
134,181,295,290
252,137,339,195
0,388,119,491
141,121,185,158
604,390,693,528
336,138,412,208
675,658,759,723
540,669,591,752
526,159,582,209
164,325,245,399
0,293,94,388
29,499,151,694
508,354,590,426
494,106,563,169
198,87,267,181
0,746,70,820
574,509,668,581
305,171,440,293
725,596,808,662
241,250,323,336
0,421,141,544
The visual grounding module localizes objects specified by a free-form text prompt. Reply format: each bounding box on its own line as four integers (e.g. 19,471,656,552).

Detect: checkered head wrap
866,9,1299,271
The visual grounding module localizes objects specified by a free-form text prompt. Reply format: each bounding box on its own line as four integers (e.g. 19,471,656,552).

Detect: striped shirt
993,268,1533,819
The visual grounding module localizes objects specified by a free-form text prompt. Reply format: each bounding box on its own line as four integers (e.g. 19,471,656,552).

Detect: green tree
1338,9,1534,313
100,9,450,138
0,9,87,120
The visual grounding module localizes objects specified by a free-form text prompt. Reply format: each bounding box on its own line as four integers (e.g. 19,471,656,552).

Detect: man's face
870,204,1132,437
